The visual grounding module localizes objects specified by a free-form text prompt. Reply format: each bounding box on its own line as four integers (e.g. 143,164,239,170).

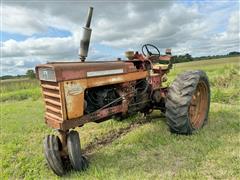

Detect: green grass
167,57,240,104
1,57,240,179
0,79,39,92
0,79,41,102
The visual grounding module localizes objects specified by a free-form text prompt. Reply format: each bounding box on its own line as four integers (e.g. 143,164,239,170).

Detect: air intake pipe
79,7,93,62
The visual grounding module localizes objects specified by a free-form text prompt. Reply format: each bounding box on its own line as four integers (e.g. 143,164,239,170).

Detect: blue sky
1,0,239,75
2,27,72,41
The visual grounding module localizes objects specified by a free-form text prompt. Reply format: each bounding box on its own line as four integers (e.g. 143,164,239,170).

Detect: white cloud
2,5,47,35
179,10,240,56
2,37,76,58
95,3,204,50
1,36,78,76
213,11,239,44
2,5,78,36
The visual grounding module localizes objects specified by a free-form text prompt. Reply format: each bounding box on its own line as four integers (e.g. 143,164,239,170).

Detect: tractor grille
41,81,64,122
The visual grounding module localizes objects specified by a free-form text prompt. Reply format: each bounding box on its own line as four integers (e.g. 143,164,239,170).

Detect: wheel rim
188,80,209,129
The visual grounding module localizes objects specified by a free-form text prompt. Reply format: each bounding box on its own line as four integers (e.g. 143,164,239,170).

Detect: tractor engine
84,78,150,116
84,85,121,114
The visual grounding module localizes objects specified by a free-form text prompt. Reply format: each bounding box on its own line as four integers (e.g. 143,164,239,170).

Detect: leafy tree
229,51,240,56
26,69,35,79
185,53,193,61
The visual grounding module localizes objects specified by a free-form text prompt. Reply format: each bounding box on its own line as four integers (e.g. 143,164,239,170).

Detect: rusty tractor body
36,7,210,176
36,55,170,131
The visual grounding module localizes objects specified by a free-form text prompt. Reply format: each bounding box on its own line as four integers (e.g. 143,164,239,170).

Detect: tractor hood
35,61,137,82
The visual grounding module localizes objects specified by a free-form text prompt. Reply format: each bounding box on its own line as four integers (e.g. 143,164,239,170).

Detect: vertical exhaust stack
79,7,93,62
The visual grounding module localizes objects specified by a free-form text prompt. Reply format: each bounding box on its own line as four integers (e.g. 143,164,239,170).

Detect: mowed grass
1,57,240,179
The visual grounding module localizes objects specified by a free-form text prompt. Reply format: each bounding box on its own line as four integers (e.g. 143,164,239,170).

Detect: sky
1,0,239,76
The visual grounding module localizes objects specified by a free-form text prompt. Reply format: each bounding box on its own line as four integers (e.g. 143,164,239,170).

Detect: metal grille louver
41,81,64,122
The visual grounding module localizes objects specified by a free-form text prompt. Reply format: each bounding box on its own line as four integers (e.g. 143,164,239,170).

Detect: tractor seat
153,64,169,70
153,55,172,70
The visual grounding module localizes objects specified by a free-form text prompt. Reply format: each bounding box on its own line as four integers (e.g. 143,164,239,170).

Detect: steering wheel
142,44,160,57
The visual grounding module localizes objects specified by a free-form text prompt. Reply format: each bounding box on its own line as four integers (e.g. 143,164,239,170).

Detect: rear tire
43,135,65,176
166,70,210,135
67,131,86,171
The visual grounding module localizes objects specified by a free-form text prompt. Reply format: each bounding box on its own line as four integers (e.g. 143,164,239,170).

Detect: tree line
1,70,35,80
171,51,240,63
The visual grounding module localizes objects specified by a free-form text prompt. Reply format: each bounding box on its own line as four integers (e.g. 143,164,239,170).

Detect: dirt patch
82,113,164,155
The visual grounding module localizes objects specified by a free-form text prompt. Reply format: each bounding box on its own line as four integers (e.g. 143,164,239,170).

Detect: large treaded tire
43,135,65,176
67,131,85,171
166,70,210,135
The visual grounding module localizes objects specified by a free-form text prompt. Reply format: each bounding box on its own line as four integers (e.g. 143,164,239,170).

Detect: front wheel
43,135,65,176
67,131,87,171
165,70,210,135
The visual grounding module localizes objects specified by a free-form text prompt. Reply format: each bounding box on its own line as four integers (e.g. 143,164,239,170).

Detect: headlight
38,68,56,82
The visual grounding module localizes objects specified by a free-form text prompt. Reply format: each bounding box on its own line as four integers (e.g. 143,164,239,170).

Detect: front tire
166,70,210,135
67,131,86,171
43,135,65,176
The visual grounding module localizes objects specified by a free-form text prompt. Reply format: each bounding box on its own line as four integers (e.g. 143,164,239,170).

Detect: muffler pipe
79,7,93,62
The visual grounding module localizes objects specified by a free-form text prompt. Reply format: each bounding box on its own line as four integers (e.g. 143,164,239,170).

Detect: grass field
1,57,240,179
0,79,40,102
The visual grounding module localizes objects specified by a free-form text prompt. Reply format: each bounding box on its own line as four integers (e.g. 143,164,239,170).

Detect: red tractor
35,7,210,176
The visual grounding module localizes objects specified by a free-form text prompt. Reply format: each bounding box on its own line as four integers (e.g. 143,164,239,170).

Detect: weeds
0,88,41,102
0,79,41,102
0,79,39,93
210,65,240,104
210,65,239,89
